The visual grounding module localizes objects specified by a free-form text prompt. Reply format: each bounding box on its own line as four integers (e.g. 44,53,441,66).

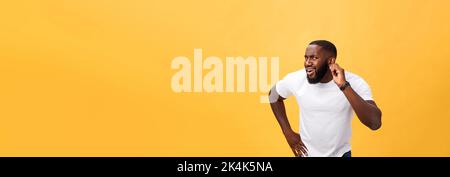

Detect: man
269,40,382,157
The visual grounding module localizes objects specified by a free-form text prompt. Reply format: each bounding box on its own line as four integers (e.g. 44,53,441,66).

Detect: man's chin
307,76,320,84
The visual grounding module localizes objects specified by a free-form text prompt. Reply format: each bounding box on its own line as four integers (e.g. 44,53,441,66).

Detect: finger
329,63,335,71
295,149,301,157
336,63,345,73
335,66,344,76
295,144,306,157
302,144,308,151
291,147,299,157
301,146,308,157
299,145,307,157
294,144,303,157
329,64,338,77
296,148,304,157
298,149,305,157
334,68,340,75
297,149,304,157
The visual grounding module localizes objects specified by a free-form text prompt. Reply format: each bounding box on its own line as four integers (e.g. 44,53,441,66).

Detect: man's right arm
269,86,308,157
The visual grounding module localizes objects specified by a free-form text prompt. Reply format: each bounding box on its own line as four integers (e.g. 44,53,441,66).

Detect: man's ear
328,57,336,64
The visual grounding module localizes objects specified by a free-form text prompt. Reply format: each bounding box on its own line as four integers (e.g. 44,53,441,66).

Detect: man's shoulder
284,69,306,79
345,71,370,87
345,70,364,81
280,69,307,84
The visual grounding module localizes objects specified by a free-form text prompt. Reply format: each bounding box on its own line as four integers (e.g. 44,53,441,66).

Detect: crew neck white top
276,69,373,157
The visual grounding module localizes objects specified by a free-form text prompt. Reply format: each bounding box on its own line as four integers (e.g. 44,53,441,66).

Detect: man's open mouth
306,67,315,76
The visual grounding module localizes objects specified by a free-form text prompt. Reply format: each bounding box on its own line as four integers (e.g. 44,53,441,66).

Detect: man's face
304,45,330,84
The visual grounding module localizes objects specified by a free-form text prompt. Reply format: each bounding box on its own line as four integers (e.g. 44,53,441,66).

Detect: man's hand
329,59,346,87
283,130,308,157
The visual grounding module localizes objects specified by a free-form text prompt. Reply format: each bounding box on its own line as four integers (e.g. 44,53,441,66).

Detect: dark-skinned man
269,40,382,157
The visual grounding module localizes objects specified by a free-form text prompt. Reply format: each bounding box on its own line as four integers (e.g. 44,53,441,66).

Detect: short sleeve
275,75,294,98
351,77,373,101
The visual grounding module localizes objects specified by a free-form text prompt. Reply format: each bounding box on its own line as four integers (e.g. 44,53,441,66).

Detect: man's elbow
268,86,281,103
368,111,382,131
368,121,381,131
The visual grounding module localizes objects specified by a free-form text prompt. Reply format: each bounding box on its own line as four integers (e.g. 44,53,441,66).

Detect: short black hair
309,40,337,58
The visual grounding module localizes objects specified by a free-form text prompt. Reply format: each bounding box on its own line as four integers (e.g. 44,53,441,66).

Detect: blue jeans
342,151,352,157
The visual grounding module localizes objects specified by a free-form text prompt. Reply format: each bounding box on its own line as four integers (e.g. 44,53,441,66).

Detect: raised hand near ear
328,58,346,87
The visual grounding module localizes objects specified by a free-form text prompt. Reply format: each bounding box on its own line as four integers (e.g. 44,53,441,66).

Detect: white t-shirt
276,69,373,157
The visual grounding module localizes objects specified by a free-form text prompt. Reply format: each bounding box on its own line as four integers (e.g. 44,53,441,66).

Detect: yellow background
1,0,449,156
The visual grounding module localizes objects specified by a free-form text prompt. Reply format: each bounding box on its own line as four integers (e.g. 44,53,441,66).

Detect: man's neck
319,70,333,83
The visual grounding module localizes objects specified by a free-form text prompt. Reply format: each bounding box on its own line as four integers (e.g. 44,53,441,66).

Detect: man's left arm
329,63,382,130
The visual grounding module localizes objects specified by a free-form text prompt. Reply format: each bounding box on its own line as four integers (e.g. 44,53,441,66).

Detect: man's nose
305,58,313,66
